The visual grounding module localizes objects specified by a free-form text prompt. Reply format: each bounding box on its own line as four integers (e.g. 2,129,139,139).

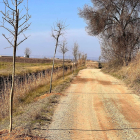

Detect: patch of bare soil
34,93,65,102
72,76,112,85
71,76,93,84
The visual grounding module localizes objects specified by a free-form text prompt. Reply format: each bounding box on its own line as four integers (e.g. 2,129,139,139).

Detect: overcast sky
0,0,101,60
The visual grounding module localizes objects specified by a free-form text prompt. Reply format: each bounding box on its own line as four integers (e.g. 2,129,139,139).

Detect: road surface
46,68,140,140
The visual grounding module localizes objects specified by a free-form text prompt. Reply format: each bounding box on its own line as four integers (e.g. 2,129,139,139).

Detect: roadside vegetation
0,64,86,139
102,52,140,95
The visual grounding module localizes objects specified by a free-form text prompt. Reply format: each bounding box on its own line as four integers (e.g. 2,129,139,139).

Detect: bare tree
0,0,31,132
78,52,81,60
59,39,69,80
50,21,66,93
84,53,87,65
78,0,140,66
24,47,31,58
81,53,87,65
72,42,79,69
78,52,81,65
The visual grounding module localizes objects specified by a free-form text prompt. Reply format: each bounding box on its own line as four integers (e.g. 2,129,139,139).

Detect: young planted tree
0,0,31,132
59,39,69,80
50,21,66,93
72,42,79,70
78,52,81,65
98,56,102,68
81,53,87,65
24,47,31,58
84,53,87,65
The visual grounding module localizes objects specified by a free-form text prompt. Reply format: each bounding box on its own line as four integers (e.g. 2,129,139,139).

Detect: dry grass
102,52,140,94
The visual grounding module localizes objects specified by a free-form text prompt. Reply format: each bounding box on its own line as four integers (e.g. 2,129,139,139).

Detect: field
0,57,71,76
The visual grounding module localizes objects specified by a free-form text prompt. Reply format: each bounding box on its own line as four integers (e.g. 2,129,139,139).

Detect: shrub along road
45,67,140,139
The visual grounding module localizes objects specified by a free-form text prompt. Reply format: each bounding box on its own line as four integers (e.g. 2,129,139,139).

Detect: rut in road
45,68,140,140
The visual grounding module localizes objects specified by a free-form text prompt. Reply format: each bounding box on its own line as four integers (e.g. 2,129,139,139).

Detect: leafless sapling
72,42,79,70
50,21,66,93
81,53,86,65
84,53,87,65
78,52,81,59
0,0,31,132
59,39,68,80
78,52,81,65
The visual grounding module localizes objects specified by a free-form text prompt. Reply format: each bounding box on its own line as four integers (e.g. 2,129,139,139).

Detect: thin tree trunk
9,45,16,132
50,55,55,93
9,7,19,132
73,59,74,74
63,53,64,80
50,38,58,93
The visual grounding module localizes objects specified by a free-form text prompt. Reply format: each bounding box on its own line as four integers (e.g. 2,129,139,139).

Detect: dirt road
46,68,140,140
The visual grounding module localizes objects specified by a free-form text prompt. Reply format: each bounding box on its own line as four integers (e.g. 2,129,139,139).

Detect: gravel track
45,68,140,140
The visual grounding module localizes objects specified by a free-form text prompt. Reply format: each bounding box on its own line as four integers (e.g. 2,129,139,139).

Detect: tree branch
18,16,30,28
3,0,15,11
1,25,14,36
2,17,14,27
18,23,31,35
17,35,30,46
2,34,14,47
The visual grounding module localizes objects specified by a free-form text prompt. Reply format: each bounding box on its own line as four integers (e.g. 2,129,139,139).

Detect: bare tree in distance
72,42,79,70
24,47,31,58
0,0,31,132
78,0,140,66
50,21,67,93
78,52,81,65
85,53,87,65
81,53,87,65
59,39,69,80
